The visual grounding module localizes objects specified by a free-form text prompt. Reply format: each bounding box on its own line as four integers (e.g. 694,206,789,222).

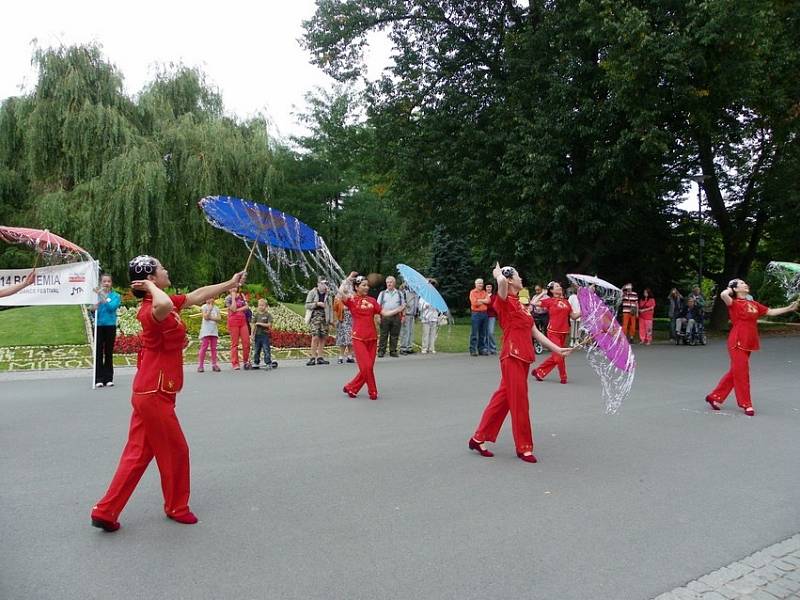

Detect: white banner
0,261,98,306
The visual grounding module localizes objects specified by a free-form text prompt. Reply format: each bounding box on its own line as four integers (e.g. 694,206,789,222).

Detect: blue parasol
198,195,344,297
396,264,449,313
199,195,321,251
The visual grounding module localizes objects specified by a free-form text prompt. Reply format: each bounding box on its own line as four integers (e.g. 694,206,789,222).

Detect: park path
2,338,799,599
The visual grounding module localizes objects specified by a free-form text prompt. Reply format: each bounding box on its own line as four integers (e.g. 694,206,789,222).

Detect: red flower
269,331,336,348
114,333,143,354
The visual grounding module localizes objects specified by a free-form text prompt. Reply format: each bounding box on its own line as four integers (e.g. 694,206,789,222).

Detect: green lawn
284,302,305,317
0,305,87,346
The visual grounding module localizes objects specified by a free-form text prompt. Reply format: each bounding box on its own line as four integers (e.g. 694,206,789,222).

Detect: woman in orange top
338,272,401,400
469,264,571,463
705,279,798,416
90,255,244,532
531,281,579,384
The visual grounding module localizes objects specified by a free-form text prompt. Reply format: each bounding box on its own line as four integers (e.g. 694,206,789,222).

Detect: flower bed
112,301,323,354
271,331,335,348
114,333,143,354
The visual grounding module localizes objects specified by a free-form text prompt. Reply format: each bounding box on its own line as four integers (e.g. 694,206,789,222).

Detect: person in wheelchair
675,297,705,344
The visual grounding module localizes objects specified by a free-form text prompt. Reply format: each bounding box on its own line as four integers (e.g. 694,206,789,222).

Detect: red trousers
229,323,250,367
622,313,637,338
474,357,534,453
346,338,378,397
536,331,567,381
708,346,753,409
92,391,191,521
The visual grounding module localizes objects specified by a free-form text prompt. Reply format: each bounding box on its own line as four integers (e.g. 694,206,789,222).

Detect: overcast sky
0,0,391,141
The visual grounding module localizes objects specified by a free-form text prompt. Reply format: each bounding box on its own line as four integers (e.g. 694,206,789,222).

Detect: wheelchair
675,319,707,346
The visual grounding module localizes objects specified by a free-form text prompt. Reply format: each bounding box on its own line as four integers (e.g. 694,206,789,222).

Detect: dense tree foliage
304,0,800,320
0,45,277,288
2,0,799,319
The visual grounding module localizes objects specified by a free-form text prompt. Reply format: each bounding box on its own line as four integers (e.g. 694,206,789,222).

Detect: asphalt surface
1,337,799,600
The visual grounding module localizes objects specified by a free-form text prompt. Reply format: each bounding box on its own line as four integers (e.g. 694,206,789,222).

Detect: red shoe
369,393,378,401
744,407,755,416
343,386,357,398
168,511,198,525
91,516,120,532
705,396,721,411
517,452,538,463
560,379,568,384
468,437,494,457
532,370,544,382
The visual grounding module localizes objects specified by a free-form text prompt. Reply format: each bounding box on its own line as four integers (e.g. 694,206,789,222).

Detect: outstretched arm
0,270,35,299
766,299,799,317
184,272,246,308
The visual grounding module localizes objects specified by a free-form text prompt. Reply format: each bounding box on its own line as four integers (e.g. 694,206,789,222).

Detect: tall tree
0,45,278,285
599,0,800,325
304,1,679,286
274,86,404,276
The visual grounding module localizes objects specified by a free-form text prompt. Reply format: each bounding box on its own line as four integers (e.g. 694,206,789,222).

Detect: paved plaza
1,337,799,600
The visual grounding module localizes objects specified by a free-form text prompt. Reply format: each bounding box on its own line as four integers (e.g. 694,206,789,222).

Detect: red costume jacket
540,297,571,334
346,295,382,341
496,293,535,364
133,294,187,395
727,298,768,352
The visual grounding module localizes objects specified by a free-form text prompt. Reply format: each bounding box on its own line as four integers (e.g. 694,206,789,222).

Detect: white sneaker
106,381,114,387
421,349,428,354
94,382,105,389
431,350,437,354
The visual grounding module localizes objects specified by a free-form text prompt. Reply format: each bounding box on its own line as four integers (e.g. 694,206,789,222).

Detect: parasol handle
242,241,258,273
32,252,40,269
571,334,594,350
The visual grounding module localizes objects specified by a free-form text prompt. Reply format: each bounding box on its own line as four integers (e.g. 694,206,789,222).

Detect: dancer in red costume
338,272,402,400
90,255,244,532
531,281,579,384
469,264,572,463
705,279,798,416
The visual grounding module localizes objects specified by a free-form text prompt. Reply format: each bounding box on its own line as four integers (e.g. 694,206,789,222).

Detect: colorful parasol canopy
198,195,321,251
567,273,622,310
396,264,448,313
0,226,91,262
577,287,635,373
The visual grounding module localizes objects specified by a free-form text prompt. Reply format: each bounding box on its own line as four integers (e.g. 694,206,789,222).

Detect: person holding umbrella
90,255,245,532
469,264,572,463
705,279,798,416
0,270,35,298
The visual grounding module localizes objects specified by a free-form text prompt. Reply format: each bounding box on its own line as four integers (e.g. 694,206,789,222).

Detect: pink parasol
570,286,636,414
577,287,635,372
0,226,91,263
